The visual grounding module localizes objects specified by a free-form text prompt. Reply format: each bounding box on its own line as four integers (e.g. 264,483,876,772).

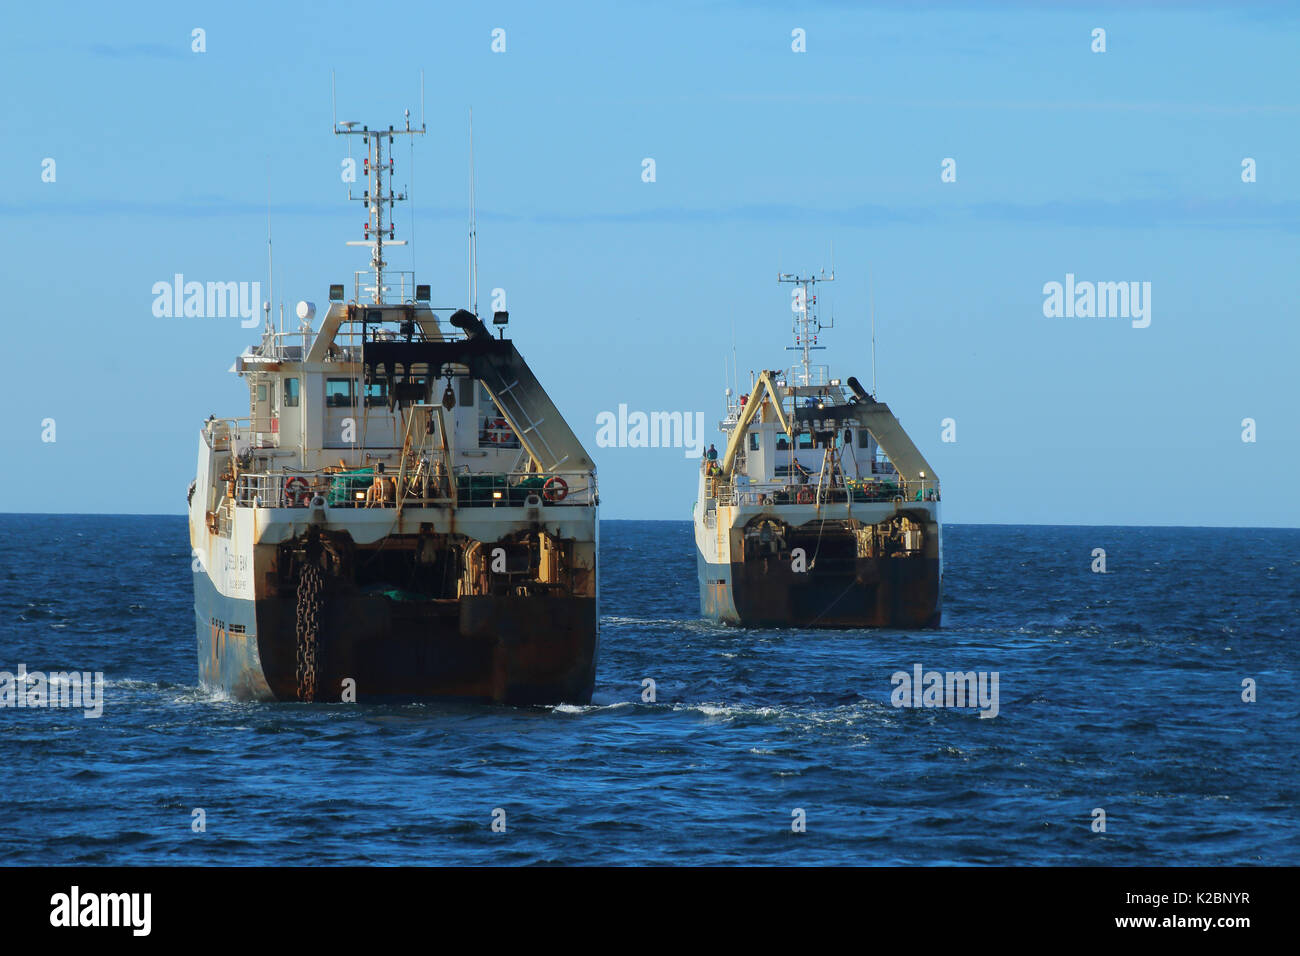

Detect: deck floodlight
493,310,509,326
329,284,345,301
415,284,431,301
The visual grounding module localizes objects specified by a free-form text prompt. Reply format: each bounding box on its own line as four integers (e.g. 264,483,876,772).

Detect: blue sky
2,1,1297,524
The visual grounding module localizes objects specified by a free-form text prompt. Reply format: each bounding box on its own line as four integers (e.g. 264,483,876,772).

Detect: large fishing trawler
694,270,941,628
187,112,599,704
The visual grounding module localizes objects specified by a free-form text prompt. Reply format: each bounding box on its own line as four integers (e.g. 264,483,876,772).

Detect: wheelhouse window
284,378,300,407
749,433,760,452
325,379,354,407
364,381,387,407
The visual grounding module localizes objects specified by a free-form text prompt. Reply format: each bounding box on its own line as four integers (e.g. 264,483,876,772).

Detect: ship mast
777,269,834,386
336,113,425,304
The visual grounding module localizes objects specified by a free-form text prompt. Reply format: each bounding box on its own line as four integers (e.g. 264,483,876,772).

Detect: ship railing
204,417,252,451
784,364,830,387
232,472,293,509
318,317,471,365
257,330,313,362
354,270,423,306
443,471,598,509
230,469,598,510
208,416,283,455
718,477,940,507
320,339,365,363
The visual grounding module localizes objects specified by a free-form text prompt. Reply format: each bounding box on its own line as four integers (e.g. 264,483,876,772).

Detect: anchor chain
295,561,323,702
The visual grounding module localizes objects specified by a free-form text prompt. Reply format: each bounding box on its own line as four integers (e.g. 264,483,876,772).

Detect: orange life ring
543,476,569,502
796,487,814,504
284,476,310,507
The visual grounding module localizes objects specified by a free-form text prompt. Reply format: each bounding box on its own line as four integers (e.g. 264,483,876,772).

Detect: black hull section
259,593,598,706
707,554,941,629
195,569,598,706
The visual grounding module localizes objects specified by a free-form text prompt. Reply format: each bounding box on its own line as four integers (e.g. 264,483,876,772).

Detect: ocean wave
549,701,635,715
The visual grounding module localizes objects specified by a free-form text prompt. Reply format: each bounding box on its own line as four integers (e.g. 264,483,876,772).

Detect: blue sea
0,516,1295,865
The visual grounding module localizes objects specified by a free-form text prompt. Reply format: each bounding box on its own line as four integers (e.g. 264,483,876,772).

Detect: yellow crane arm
720,371,792,479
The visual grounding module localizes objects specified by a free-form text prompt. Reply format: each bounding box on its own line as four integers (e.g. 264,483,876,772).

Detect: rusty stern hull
695,501,943,630
698,550,941,628
195,569,598,705
190,494,601,706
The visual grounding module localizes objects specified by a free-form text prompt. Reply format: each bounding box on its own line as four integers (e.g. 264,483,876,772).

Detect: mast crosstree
336,113,425,304
777,269,834,386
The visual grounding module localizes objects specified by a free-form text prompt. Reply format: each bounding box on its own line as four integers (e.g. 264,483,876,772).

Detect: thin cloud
3,196,1297,232
89,42,185,60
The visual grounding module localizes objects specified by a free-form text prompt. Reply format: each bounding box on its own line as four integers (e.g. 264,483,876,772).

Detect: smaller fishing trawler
693,270,941,629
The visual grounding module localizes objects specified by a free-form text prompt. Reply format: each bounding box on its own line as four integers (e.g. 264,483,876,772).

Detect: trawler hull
697,550,941,629
194,569,598,705
694,495,943,630
189,477,601,706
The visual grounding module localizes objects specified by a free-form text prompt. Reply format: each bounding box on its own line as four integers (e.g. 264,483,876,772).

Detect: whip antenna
869,267,877,397
468,107,478,315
